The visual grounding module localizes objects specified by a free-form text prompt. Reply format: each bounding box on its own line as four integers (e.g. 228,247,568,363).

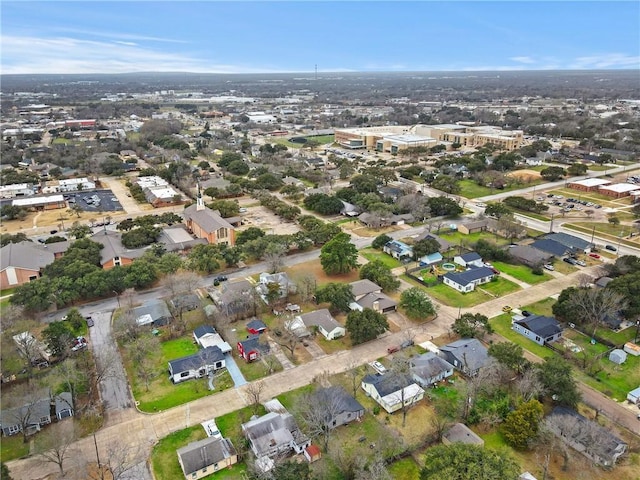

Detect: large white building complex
334,124,523,153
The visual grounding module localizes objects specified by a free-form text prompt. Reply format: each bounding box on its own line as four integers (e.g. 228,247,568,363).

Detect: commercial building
567,178,612,192
598,183,640,198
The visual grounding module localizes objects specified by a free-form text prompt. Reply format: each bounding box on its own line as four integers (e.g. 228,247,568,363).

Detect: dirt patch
286,258,361,286
239,205,300,235
507,169,542,182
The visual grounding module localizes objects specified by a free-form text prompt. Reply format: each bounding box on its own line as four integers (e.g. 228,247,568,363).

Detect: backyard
491,261,551,285
458,178,544,199
124,335,234,412
360,248,403,269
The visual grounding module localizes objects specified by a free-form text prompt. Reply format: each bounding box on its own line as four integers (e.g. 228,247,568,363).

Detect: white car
543,264,554,271
202,420,222,439
370,361,387,374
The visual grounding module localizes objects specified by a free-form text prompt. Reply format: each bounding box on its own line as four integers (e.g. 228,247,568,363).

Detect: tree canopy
536,357,580,408
346,308,389,345
452,313,493,339
320,232,359,275
420,444,520,480
399,287,436,320
315,283,354,313
359,260,400,292
501,399,544,449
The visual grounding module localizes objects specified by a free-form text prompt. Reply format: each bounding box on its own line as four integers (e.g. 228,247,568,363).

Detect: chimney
196,182,205,211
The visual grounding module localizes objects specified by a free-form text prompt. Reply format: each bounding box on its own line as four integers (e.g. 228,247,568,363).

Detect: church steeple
196,182,205,211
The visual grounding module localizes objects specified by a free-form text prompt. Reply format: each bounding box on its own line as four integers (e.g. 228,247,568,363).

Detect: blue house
383,240,413,260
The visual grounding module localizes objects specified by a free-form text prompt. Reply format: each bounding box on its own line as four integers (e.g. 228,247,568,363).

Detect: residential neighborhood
1,65,640,480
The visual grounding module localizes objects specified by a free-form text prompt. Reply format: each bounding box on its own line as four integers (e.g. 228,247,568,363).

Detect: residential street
7,262,640,479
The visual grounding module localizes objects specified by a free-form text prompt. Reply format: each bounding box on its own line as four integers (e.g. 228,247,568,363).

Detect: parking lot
68,189,124,212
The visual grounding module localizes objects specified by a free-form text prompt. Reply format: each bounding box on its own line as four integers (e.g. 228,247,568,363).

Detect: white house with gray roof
168,346,225,383
297,309,345,340
361,373,425,414
439,338,489,376
177,436,238,480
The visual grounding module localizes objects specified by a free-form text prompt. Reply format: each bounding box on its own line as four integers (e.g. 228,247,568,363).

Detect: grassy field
387,458,421,480
0,434,30,462
125,336,234,412
491,261,551,285
438,230,511,247
458,179,544,199
360,248,403,268
479,277,521,297
568,222,636,240
521,297,556,317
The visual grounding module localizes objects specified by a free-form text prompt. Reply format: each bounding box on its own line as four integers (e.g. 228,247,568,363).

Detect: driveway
89,310,134,424
223,353,247,387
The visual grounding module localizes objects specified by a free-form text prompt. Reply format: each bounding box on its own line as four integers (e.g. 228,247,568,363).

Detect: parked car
85,316,94,327
387,346,400,354
605,244,617,252
589,253,601,259
575,260,586,267
502,305,513,313
563,257,578,265
400,339,415,349
370,361,387,374
521,310,532,317
543,264,555,271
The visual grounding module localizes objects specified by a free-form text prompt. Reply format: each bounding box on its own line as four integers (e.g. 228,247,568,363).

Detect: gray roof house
54,392,74,420
314,387,365,428
512,315,563,346
177,437,238,480
256,272,295,303
0,393,52,437
168,346,225,384
361,373,425,414
442,266,495,293
410,352,455,387
193,326,231,353
132,299,172,327
453,252,483,268
298,309,345,340
348,279,397,313
89,230,146,267
546,407,627,467
442,423,485,446
209,279,256,319
544,232,593,253
440,338,489,376
509,245,554,267
0,241,55,288
241,409,310,461
415,232,451,252
531,239,572,257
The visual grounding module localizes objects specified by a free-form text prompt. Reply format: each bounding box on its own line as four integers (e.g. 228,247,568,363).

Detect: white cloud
570,53,640,69
53,27,189,44
0,35,284,74
510,56,535,64
114,41,138,46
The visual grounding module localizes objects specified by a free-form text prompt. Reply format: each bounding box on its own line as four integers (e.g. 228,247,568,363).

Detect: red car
387,346,400,354
589,253,600,259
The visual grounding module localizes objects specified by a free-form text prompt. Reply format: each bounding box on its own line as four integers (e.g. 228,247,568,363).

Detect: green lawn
235,354,283,381
458,179,544,199
521,297,556,317
479,277,521,297
491,261,551,285
0,434,30,462
568,222,636,240
438,230,511,247
150,424,248,480
125,336,234,412
404,276,518,308
489,313,555,360
594,324,639,345
388,457,420,480
360,248,403,268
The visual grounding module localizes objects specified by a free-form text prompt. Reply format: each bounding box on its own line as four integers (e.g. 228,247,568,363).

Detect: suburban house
415,232,451,252
193,326,231,353
440,339,489,376
410,352,455,387
89,230,145,269
361,373,425,414
183,193,235,246
241,405,310,469
132,299,172,327
458,219,488,235
177,437,238,480
530,238,572,258
168,346,225,383
453,252,484,268
418,252,443,266
340,200,360,217
348,279,398,313
508,245,554,268
256,272,295,303
246,319,267,335
442,423,485,446
0,391,72,437
543,232,593,254
442,266,495,293
170,294,201,312
314,386,365,428
209,280,256,319
297,309,345,340
237,335,270,362
512,314,563,345
383,240,413,261
0,241,55,289
546,407,627,467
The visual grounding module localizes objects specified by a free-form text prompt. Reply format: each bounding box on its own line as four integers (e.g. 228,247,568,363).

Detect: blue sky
2,1,639,74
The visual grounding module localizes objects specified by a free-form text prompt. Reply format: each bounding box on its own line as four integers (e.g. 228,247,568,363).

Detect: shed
623,342,640,356
304,444,322,463
442,423,484,446
627,386,640,405
609,349,627,365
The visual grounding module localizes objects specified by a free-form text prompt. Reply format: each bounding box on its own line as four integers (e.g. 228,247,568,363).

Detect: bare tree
10,321,43,373
515,367,544,402
346,360,363,398
104,438,148,480
3,383,49,443
295,274,317,303
245,381,265,415
263,244,287,274
35,422,77,477
50,357,87,407
355,458,392,480
388,355,417,427
296,386,351,452
161,271,202,298
567,287,628,336
0,304,27,332
276,319,302,356
261,354,279,375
